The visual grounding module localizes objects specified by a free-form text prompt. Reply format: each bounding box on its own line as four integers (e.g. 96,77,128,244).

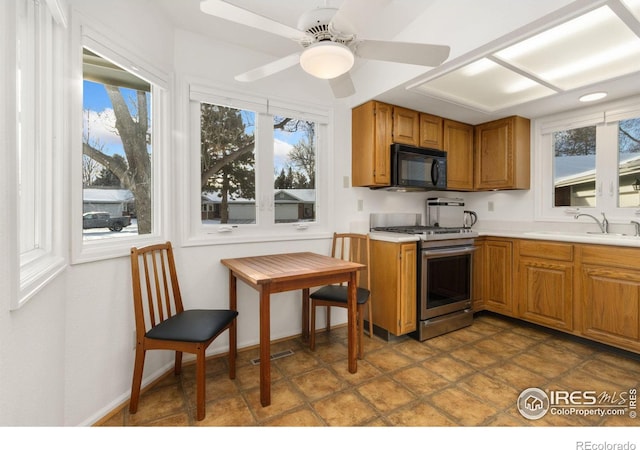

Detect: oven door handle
422,246,476,258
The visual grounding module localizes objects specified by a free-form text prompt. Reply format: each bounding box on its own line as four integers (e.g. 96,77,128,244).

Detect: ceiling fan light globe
299,42,354,79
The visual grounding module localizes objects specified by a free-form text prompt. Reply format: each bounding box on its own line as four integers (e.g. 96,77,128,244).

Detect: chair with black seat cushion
129,241,237,421
310,232,372,358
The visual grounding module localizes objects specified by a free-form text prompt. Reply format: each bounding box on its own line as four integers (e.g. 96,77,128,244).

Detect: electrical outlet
488,201,495,212
343,176,350,188
357,199,363,211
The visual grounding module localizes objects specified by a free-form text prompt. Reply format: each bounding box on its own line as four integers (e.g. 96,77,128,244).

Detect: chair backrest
130,242,184,336
331,233,370,290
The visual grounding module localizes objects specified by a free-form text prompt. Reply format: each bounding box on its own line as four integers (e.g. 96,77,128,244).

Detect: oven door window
425,253,471,309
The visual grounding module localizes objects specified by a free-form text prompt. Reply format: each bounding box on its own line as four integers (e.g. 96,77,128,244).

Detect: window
618,117,640,207
200,103,256,225
82,49,152,241
72,23,169,262
273,116,317,224
11,0,66,308
536,97,640,221
553,125,597,207
187,85,330,243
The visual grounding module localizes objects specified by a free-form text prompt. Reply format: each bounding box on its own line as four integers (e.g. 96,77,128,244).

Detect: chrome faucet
631,220,640,237
574,212,609,234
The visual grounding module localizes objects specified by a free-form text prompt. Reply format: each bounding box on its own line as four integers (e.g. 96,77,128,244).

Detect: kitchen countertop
476,228,640,248
368,231,421,243
369,227,640,247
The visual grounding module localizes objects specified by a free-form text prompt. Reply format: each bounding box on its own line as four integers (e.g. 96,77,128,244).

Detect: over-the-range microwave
376,143,447,191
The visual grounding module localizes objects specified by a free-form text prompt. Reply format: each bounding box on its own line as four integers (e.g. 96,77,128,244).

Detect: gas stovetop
371,225,478,240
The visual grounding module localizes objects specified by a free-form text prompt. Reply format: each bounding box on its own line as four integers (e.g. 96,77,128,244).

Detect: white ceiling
156,0,640,124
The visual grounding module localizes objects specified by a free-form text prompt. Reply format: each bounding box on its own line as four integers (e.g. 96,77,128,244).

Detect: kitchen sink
523,230,639,240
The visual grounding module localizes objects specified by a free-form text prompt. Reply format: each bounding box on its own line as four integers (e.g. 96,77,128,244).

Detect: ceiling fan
199,0,451,98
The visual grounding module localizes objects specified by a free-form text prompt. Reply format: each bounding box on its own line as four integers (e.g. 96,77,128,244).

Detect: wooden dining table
220,252,365,407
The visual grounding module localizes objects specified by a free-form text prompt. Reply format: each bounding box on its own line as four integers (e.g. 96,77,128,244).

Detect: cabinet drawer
519,240,573,261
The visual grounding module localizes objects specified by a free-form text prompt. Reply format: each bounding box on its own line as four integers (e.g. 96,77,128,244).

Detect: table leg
228,271,237,379
347,271,358,373
259,285,271,406
301,288,310,342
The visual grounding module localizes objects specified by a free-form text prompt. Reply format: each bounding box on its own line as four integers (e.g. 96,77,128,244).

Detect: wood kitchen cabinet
576,244,640,353
477,236,640,355
474,116,530,190
352,101,393,187
443,119,474,191
472,237,485,311
370,239,417,336
419,113,444,150
482,238,514,316
515,240,574,332
392,106,420,146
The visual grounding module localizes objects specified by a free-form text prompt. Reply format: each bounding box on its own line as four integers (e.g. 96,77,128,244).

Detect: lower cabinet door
518,258,573,331
579,264,640,350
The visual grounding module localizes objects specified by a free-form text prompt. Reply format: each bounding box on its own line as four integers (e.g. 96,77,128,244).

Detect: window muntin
82,49,153,240
553,125,597,207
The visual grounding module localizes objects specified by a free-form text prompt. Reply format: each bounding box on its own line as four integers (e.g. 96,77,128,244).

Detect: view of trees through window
200,103,316,224
618,117,640,206
82,48,152,240
553,125,596,207
553,117,640,207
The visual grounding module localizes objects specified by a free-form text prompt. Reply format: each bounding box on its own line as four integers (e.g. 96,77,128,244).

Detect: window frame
8,0,67,310
183,82,333,246
535,95,640,222
70,16,171,264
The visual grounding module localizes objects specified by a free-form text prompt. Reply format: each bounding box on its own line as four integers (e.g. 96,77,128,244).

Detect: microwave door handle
431,159,439,185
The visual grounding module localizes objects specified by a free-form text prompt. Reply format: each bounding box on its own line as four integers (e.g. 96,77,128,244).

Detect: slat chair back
131,242,183,337
332,233,370,291
310,232,372,358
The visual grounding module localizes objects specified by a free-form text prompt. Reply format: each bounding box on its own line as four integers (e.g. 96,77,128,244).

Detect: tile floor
98,313,640,427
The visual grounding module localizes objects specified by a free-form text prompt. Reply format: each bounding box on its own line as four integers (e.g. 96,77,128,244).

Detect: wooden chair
129,241,238,421
310,233,372,358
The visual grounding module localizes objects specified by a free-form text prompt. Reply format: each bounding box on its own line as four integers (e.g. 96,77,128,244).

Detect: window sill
16,253,66,310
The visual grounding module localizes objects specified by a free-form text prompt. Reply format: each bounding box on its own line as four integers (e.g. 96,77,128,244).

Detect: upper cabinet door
419,113,444,150
443,119,474,191
352,101,393,186
474,116,530,190
392,106,420,146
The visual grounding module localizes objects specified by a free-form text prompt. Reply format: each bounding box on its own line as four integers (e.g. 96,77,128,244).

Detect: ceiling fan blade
235,52,302,82
329,72,356,98
356,40,451,67
330,0,391,36
200,0,308,41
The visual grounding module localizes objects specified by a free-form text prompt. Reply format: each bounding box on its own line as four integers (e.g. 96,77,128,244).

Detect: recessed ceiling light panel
494,6,640,90
414,58,556,111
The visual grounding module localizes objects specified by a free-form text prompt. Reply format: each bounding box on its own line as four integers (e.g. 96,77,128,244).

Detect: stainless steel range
370,198,478,341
